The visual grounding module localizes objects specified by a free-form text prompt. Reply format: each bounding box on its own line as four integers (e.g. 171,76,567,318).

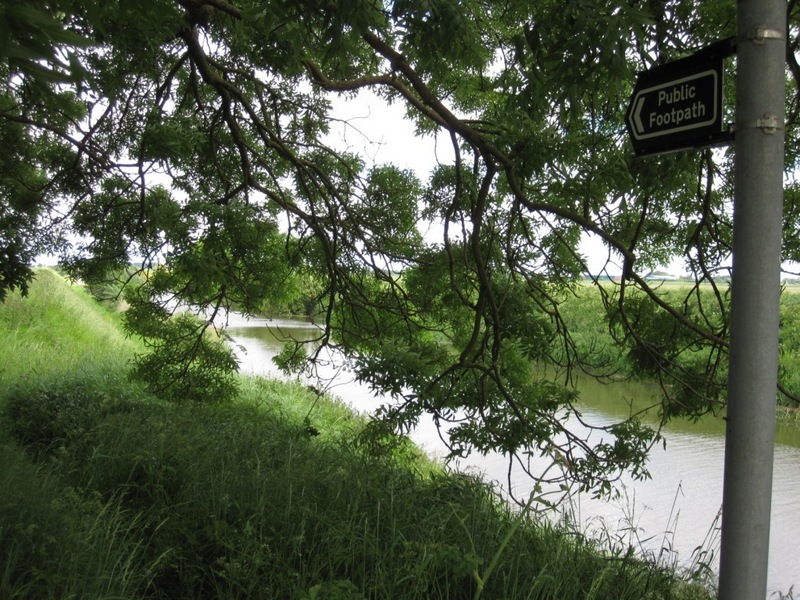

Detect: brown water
225,315,800,597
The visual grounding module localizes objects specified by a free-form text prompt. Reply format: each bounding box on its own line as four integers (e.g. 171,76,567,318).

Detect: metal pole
718,0,785,597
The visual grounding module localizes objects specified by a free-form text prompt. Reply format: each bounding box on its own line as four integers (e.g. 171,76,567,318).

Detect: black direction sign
626,53,730,156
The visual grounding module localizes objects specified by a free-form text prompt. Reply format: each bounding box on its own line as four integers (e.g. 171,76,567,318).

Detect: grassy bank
565,280,800,412
0,270,713,599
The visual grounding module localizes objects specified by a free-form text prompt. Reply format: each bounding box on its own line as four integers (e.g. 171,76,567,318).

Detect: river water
225,315,800,597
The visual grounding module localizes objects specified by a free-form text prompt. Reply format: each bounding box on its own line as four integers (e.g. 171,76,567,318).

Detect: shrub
0,442,149,599
2,372,141,459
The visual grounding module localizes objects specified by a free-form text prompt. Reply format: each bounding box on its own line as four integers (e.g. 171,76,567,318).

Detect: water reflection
226,316,800,596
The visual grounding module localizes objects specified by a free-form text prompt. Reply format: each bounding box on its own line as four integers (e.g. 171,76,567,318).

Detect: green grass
0,269,139,388
0,269,714,599
568,280,800,411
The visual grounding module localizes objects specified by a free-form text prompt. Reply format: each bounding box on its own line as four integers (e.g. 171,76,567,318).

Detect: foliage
559,281,800,411
3,373,140,459
779,291,800,406
82,266,146,308
0,442,150,599
123,283,239,404
605,283,730,418
2,0,799,495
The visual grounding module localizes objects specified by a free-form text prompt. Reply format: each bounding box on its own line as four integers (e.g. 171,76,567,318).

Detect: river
225,315,800,597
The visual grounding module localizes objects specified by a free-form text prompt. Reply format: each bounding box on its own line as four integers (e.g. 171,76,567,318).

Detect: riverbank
226,313,800,596
0,270,714,598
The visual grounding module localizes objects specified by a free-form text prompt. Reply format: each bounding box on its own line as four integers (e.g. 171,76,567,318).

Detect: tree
2,0,799,498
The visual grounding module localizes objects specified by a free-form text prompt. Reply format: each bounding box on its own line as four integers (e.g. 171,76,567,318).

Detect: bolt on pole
717,0,786,597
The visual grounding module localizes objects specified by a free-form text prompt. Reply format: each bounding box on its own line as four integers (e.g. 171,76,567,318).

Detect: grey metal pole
717,0,786,597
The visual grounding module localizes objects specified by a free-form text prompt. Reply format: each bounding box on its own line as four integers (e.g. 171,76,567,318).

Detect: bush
2,372,141,459
0,442,150,599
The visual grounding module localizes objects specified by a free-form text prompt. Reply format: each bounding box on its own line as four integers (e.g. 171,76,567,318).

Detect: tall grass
0,269,139,388
0,441,152,599
0,270,714,599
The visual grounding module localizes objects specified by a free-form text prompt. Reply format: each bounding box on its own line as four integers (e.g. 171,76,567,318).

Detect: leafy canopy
3,0,800,497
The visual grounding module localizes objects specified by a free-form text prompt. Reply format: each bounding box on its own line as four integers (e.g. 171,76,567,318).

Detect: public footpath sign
626,43,732,156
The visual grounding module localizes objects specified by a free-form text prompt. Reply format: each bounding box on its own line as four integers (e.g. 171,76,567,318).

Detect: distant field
583,276,800,294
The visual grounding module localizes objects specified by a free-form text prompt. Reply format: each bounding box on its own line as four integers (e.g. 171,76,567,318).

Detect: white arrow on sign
633,96,646,134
